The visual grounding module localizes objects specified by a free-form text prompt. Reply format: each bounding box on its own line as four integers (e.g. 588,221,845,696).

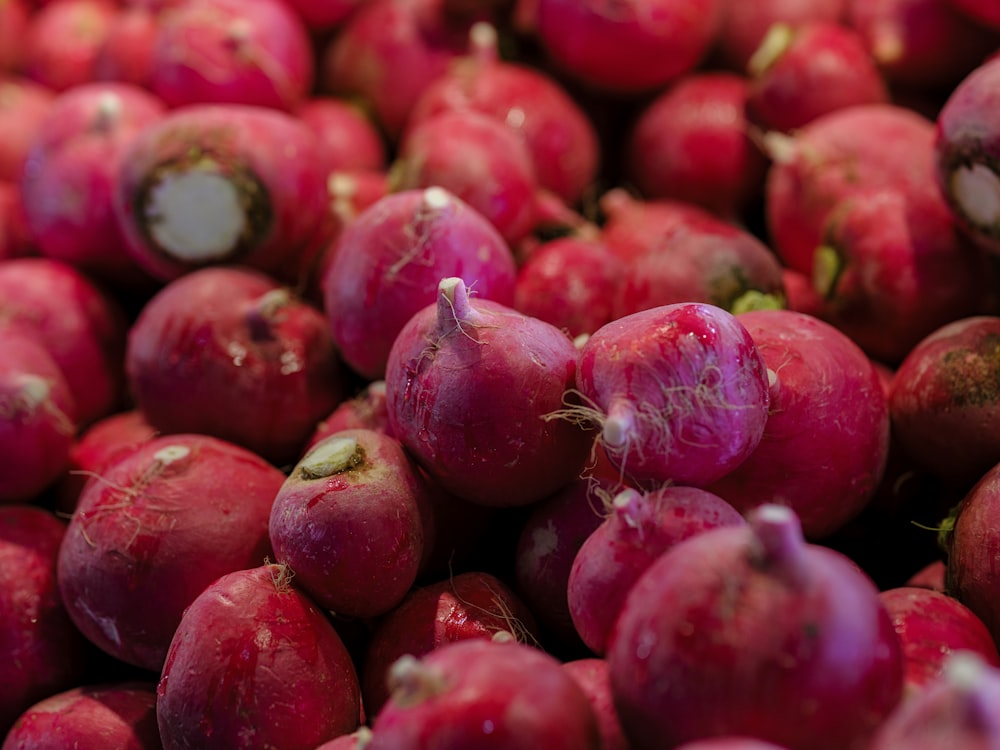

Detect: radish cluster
5,0,1000,748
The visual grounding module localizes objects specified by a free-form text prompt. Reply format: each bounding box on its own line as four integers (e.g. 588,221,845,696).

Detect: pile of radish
10,0,1000,747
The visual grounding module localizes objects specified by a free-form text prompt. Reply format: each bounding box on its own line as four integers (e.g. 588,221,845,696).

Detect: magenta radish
113,103,328,282
1,682,161,750
949,0,1000,28
18,82,166,286
56,433,284,671
0,257,128,426
0,75,55,183
624,71,768,220
127,266,349,465
282,0,361,31
562,659,630,750
570,302,771,489
92,2,158,86
322,187,517,380
568,485,747,655
360,570,540,719
157,563,363,750
308,381,393,450
21,0,116,91
0,0,30,73
384,276,593,507
745,22,889,133
532,0,723,94
368,638,601,749
0,506,89,735
0,182,33,261
606,504,904,750
296,96,388,176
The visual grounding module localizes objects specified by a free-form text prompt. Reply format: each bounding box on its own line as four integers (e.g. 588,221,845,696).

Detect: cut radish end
152,445,191,466
952,163,1000,230
93,91,123,132
603,400,634,449
422,186,452,211
16,375,51,412
300,436,362,479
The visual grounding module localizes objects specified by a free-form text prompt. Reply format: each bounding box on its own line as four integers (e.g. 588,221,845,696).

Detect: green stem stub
813,245,844,300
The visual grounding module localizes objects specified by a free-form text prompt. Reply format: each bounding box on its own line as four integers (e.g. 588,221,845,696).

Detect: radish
745,22,889,133
126,266,350,467
947,0,1000,29
0,506,89,735
360,570,540,719
308,381,393,449
568,486,746,655
282,0,362,31
624,72,768,220
113,103,328,283
296,96,388,176
18,82,166,286
1,682,161,750
146,0,315,112
92,2,158,87
0,75,55,183
532,0,723,94
322,187,517,381
0,257,129,426
0,182,33,261
0,0,30,73
907,559,947,591
384,276,594,507
569,301,771,489
562,658,630,750
706,309,890,539
780,267,826,318
269,428,430,619
157,563,362,750
21,0,116,91
606,504,904,750
367,638,601,749
57,433,285,671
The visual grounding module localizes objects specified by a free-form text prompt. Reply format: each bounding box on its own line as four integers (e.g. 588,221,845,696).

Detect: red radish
780,267,826,318
907,559,947,591
948,0,1000,29
606,504,904,750
532,0,723,94
745,22,889,133
322,187,517,380
765,103,938,275
406,21,600,204
0,0,30,73
282,0,361,31
296,97,388,176
157,563,363,750
888,316,1000,488
1,682,161,750
0,257,129,426
308,381,393,449
569,302,771,489
0,75,55,183
57,433,285,671
146,0,315,112
513,234,623,339
568,485,747,655
360,571,540,718
384,276,594,507
269,429,429,618
0,330,77,503
368,638,601,749
880,586,1000,695
92,2,158,87
0,182,34,261
125,265,350,467
676,742,792,750
21,0,116,91
625,72,768,220
562,659,630,750
706,309,890,539
18,82,166,285
0,506,89,735
391,108,539,245
113,103,328,283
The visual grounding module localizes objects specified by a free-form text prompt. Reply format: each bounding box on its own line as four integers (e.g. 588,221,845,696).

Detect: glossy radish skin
707,309,890,539
568,486,746,655
0,506,89,735
0,76,55,183
21,0,116,92
606,504,904,750
562,658,630,750
322,187,517,380
126,266,350,467
157,564,362,750
384,277,593,507
574,302,771,489
368,639,601,750
57,434,284,671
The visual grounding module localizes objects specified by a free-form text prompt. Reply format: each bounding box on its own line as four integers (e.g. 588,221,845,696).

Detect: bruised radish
384,276,593,507
562,658,630,750
113,103,328,282
322,187,517,380
0,76,55,183
21,0,116,92
126,266,350,466
368,638,601,749
157,563,362,750
57,433,284,671
296,96,388,176
606,504,904,750
1,682,161,750
567,302,771,489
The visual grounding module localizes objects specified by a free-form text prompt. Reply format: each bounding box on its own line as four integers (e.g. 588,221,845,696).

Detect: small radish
21,0,116,92
562,658,630,750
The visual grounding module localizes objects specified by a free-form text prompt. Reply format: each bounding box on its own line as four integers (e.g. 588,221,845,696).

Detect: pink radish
562,658,630,750
570,302,771,489
21,0,116,91
606,504,904,750
157,563,362,750
322,186,517,380
384,276,593,507
57,433,285,671
126,265,350,467
0,75,55,183
92,2,158,87
296,96,388,176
